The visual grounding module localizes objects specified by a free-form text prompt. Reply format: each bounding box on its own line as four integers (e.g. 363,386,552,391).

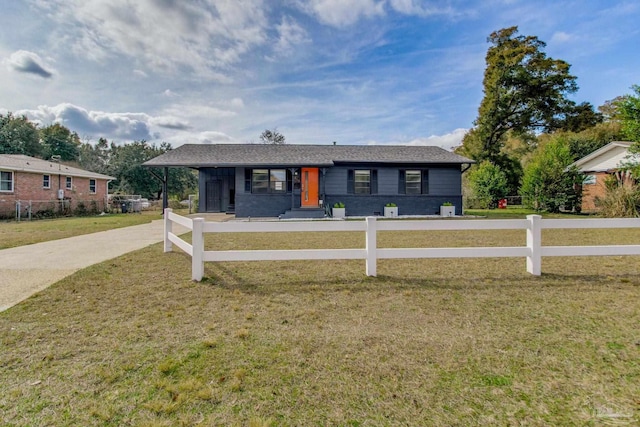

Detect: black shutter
371,169,378,194
422,170,429,194
286,169,292,193
347,169,354,194
244,169,251,192
398,170,406,194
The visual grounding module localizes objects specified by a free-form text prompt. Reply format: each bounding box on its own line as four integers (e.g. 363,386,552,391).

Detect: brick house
0,154,114,217
569,141,635,212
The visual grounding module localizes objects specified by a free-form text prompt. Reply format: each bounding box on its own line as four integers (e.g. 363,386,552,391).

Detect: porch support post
365,216,377,276
289,167,296,210
162,167,169,212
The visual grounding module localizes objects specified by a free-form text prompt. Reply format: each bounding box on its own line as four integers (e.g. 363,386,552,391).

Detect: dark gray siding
232,164,464,217
429,168,461,195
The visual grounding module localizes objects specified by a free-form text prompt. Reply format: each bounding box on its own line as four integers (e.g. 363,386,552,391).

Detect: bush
74,202,88,216
467,161,508,209
595,175,640,217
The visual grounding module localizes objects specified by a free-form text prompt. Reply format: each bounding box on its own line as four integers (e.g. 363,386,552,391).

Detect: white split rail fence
163,208,640,281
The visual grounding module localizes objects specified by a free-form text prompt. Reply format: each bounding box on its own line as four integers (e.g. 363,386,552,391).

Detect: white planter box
440,205,455,217
384,206,398,218
332,207,346,218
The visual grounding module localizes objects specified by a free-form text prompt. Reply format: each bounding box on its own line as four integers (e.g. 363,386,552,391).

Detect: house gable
571,141,634,172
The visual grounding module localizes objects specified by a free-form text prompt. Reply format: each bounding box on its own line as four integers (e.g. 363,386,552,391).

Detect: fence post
192,218,205,281
164,208,173,253
526,214,541,275
366,216,377,276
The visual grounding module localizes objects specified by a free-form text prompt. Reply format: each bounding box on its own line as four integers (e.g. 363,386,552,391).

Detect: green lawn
1,226,639,426
0,212,160,249
464,205,588,219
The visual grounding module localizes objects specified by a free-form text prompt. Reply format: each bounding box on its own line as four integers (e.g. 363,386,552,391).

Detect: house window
0,170,13,192
583,174,596,185
347,169,378,194
66,176,72,189
89,179,96,193
43,174,51,189
249,169,293,193
399,170,428,194
354,170,370,194
405,170,421,194
270,169,286,193
251,169,269,193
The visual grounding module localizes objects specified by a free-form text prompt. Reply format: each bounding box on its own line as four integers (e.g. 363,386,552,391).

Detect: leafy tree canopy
615,84,640,143
520,140,582,213
465,26,578,164
40,123,81,161
0,112,42,157
107,140,196,199
259,128,286,144
467,161,509,209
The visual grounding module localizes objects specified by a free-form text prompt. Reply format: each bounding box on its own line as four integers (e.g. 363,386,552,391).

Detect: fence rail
163,208,640,281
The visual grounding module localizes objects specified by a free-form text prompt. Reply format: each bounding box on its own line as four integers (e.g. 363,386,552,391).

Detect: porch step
280,208,326,219
226,204,235,214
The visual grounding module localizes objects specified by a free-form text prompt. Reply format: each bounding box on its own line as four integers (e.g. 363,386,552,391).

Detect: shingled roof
143,144,474,167
0,154,115,180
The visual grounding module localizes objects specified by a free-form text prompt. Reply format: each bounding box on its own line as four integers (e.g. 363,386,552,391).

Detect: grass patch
1,227,639,425
0,212,158,249
464,205,585,219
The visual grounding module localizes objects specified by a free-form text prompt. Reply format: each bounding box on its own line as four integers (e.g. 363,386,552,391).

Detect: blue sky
1,0,638,150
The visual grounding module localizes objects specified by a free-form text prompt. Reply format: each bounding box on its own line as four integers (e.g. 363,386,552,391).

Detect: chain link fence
0,199,109,221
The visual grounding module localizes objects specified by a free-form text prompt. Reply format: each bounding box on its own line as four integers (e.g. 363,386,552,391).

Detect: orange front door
301,167,319,207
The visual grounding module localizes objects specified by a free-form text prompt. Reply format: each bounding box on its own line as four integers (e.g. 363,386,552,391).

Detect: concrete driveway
0,219,191,312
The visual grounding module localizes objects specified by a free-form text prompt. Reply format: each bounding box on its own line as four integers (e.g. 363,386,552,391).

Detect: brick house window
43,174,51,189
66,176,72,189
89,179,96,193
0,170,13,192
583,175,596,185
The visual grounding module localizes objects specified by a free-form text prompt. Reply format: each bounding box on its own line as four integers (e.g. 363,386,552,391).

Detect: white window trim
66,176,73,190
89,179,96,194
43,174,51,189
0,170,14,192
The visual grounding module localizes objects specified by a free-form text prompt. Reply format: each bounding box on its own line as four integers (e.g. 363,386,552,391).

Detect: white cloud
550,31,574,43
5,50,55,78
150,116,190,130
163,104,238,120
16,103,155,140
388,0,457,17
367,128,468,151
197,131,239,144
403,128,468,151
229,98,245,109
33,0,268,78
274,15,311,55
298,0,385,27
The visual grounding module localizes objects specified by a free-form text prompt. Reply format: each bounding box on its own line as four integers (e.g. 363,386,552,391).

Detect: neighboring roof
143,144,474,167
570,141,636,173
0,154,115,180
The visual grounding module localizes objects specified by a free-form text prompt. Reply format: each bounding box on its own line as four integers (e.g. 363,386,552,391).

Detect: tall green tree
78,137,111,174
615,85,640,142
40,123,81,161
108,140,196,199
0,113,42,157
520,140,582,212
461,26,579,194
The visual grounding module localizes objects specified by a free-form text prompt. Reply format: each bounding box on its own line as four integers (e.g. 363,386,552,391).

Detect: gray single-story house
144,144,473,218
